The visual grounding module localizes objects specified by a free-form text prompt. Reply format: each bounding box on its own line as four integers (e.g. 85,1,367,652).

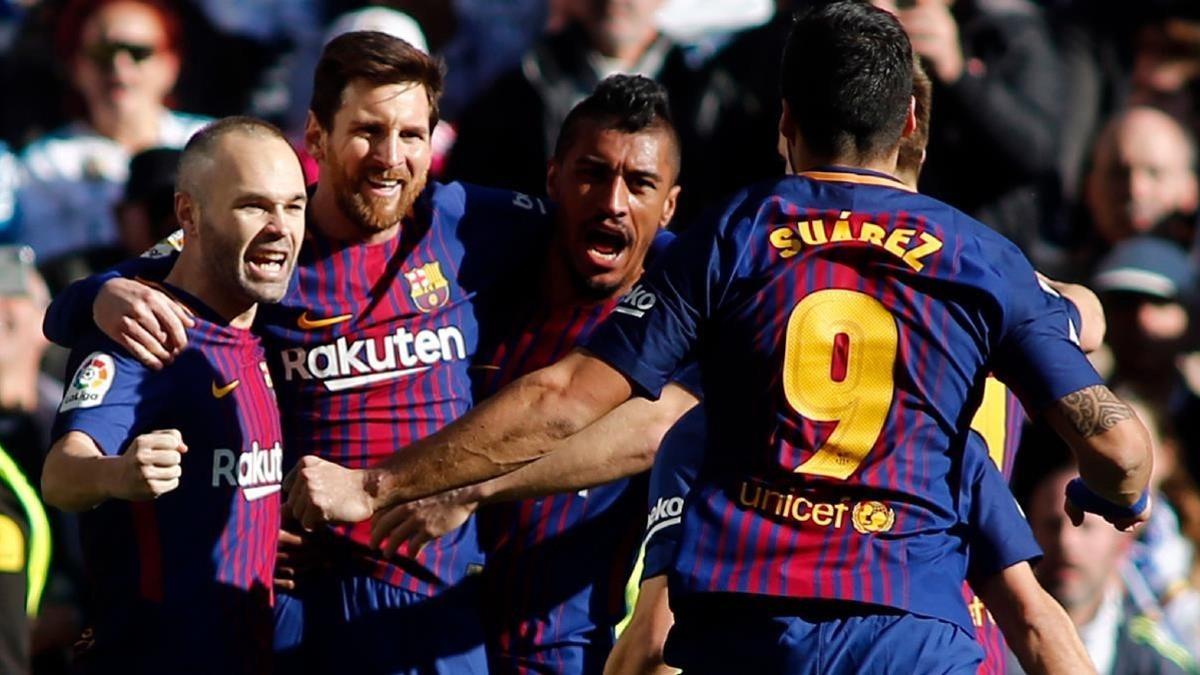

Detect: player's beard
202,217,293,305
329,154,427,235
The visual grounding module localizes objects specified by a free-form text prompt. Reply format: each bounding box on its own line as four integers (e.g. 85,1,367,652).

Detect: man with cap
1092,235,1198,408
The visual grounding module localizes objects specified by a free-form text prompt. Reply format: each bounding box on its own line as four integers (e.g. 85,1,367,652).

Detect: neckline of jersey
798,166,914,192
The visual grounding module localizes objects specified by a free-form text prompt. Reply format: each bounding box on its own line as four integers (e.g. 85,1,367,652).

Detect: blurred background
3,0,1200,673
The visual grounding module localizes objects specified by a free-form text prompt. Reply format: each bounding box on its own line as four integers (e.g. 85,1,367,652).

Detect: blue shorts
273,573,488,675
487,626,614,675
664,597,983,675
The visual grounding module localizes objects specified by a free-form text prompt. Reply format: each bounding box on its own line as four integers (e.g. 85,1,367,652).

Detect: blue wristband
1065,478,1149,520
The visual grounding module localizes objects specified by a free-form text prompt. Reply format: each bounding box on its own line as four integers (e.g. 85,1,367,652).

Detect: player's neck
164,257,258,329
309,184,401,245
787,147,901,180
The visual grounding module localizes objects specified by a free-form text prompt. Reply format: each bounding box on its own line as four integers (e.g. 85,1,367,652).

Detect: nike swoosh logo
297,311,352,330
243,485,281,501
211,380,240,399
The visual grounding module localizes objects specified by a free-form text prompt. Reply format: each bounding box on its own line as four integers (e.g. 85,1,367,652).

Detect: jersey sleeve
641,405,705,581
585,209,738,400
988,246,1102,412
51,333,157,456
963,437,1042,585
41,232,180,347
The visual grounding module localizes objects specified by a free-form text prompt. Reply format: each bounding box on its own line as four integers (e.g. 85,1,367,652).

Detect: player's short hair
177,116,292,196
781,1,914,161
310,31,444,132
896,58,932,181
553,74,682,180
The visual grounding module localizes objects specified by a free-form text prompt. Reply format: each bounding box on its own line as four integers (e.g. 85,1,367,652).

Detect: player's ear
901,96,917,139
304,111,327,162
545,158,561,202
175,191,201,239
659,184,681,230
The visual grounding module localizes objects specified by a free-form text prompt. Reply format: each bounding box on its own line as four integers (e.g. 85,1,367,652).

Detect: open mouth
364,175,404,197
246,248,289,280
584,223,631,266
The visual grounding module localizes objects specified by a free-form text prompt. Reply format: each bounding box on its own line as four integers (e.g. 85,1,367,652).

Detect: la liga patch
60,352,115,411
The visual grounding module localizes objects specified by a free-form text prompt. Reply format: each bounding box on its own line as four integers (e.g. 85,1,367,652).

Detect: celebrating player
43,31,553,674
287,3,1151,672
370,74,699,674
40,117,304,674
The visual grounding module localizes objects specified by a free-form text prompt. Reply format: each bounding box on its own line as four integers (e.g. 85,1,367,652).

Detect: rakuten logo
212,441,284,501
279,325,467,391
614,284,656,318
645,495,684,541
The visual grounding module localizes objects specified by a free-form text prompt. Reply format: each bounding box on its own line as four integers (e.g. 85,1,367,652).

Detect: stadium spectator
445,0,699,200
15,0,206,264
0,253,55,675
113,146,179,256
873,0,1063,255
1092,236,1198,411
40,116,305,675
1080,107,1198,264
1021,438,1197,675
1120,394,1200,658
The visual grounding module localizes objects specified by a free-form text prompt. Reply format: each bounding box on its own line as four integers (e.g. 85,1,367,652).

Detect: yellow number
783,290,898,479
969,377,1009,471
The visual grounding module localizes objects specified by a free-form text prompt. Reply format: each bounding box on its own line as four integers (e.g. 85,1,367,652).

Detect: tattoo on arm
1060,385,1135,437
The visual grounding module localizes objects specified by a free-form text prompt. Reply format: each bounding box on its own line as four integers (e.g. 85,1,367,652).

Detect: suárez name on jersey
770,210,944,272
280,325,467,391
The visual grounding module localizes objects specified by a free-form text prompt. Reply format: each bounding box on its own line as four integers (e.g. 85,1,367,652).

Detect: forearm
475,384,698,505
604,576,677,675
1046,385,1152,506
367,352,631,508
979,564,1095,675
41,434,123,512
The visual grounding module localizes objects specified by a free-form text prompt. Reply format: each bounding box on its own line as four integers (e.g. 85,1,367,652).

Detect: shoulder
434,180,552,241
59,330,153,413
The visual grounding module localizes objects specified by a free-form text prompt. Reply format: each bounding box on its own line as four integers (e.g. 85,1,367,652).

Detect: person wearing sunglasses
14,0,208,268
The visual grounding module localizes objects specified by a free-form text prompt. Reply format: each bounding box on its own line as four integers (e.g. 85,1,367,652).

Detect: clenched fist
117,429,187,500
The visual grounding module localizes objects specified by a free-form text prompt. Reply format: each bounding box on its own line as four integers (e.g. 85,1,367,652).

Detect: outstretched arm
370,382,699,553
285,349,635,528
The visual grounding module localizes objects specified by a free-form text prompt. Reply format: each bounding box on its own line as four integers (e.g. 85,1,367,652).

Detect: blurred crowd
4,0,1200,673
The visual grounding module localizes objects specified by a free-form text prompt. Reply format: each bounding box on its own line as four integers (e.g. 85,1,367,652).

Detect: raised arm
285,349,636,529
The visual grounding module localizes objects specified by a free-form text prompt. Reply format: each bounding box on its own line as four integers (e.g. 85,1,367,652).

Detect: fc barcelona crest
404,261,450,313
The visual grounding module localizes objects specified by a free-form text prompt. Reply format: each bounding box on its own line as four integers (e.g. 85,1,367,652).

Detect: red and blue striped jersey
51,285,282,674
42,181,552,596
587,167,1101,631
471,231,681,671
256,182,547,593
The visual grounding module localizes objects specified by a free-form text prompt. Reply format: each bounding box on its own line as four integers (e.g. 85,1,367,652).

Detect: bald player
41,116,305,675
